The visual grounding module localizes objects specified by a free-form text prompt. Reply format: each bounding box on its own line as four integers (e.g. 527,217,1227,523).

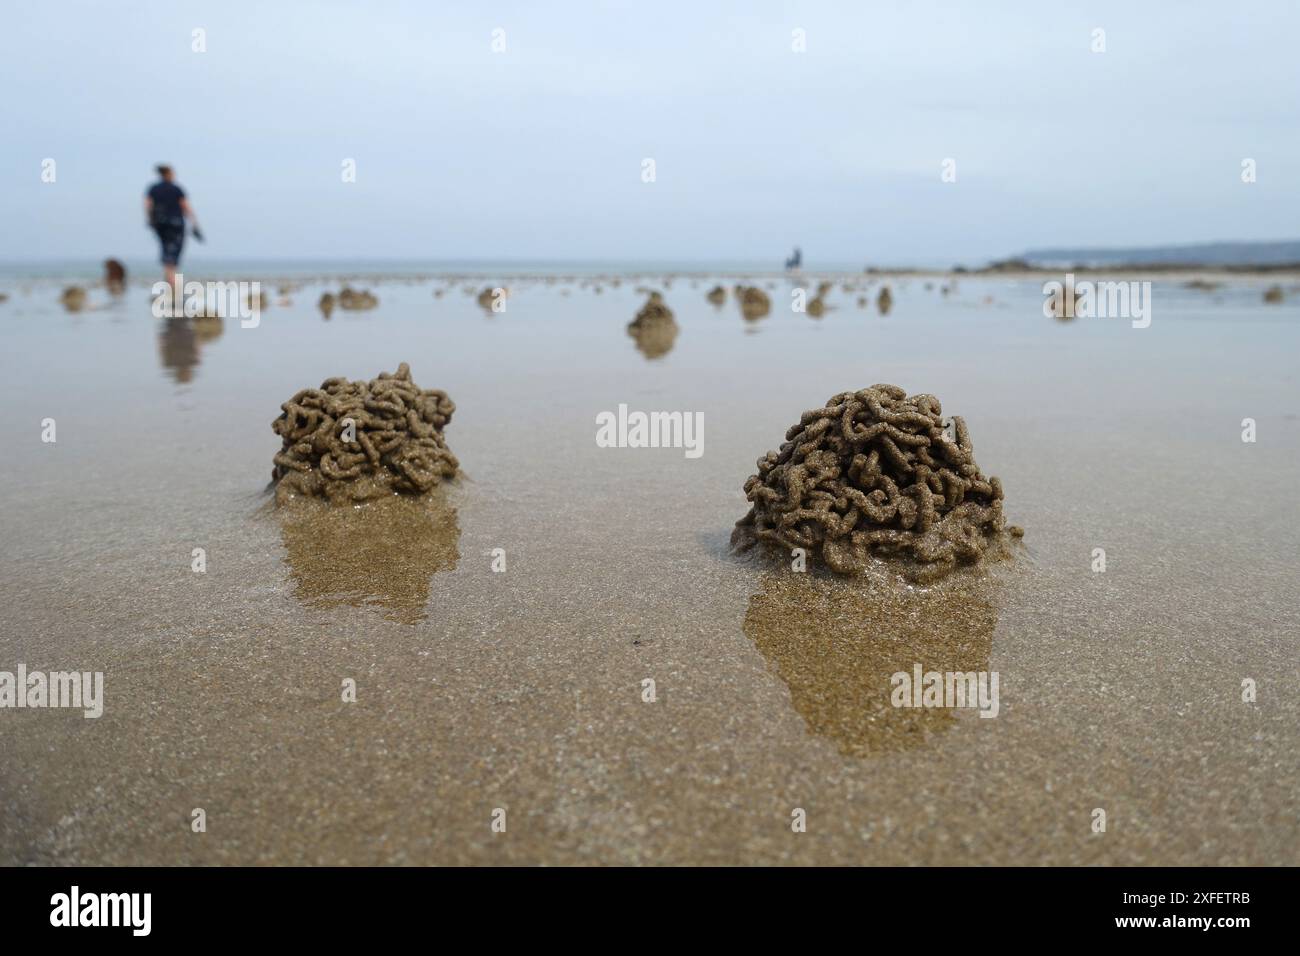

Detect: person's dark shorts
154,222,185,265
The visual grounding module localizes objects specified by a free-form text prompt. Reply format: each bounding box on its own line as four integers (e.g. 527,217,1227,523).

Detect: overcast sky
3,1,1297,266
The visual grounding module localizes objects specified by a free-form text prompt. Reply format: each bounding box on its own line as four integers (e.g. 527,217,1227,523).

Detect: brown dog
104,258,127,294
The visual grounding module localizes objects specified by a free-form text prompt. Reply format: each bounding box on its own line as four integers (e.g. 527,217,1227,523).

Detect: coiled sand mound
732,384,1021,581
271,363,458,505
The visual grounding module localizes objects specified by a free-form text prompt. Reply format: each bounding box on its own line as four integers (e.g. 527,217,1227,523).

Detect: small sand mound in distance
477,286,508,311
61,286,87,312
627,292,678,358
807,282,831,317
628,291,674,326
736,285,771,319
337,286,378,310
876,286,893,315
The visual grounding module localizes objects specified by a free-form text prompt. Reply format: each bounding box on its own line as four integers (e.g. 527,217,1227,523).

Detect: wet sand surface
1,274,1297,865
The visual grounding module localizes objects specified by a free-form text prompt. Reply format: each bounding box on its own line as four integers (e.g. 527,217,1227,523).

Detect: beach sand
1,273,1297,864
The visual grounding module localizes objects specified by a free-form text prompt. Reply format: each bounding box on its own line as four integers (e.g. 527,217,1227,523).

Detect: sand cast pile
61,286,87,312
627,292,678,358
732,384,1021,580
628,291,674,328
270,363,458,505
807,281,831,317
338,286,378,310
476,286,508,311
876,286,893,315
736,285,771,319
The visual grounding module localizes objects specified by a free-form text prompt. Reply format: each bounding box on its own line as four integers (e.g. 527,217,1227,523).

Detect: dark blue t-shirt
147,181,186,227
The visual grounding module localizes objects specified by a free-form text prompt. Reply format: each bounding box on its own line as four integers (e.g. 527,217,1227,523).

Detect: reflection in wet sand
158,316,224,384
278,492,460,625
628,318,678,359
742,569,997,757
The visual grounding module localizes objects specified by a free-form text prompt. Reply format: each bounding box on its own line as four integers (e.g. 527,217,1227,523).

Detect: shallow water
1,273,1297,864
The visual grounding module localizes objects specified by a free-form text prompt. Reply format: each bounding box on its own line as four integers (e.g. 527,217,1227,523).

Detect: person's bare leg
163,264,179,316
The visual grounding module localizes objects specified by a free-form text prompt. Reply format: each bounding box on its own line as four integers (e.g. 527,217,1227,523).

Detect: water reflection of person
741,568,998,757
158,316,223,384
158,317,199,383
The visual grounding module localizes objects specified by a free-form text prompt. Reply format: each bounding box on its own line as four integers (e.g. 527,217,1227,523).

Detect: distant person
784,246,802,271
144,165,202,285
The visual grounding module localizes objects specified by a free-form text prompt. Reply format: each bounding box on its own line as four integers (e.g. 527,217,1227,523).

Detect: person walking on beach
144,164,202,286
